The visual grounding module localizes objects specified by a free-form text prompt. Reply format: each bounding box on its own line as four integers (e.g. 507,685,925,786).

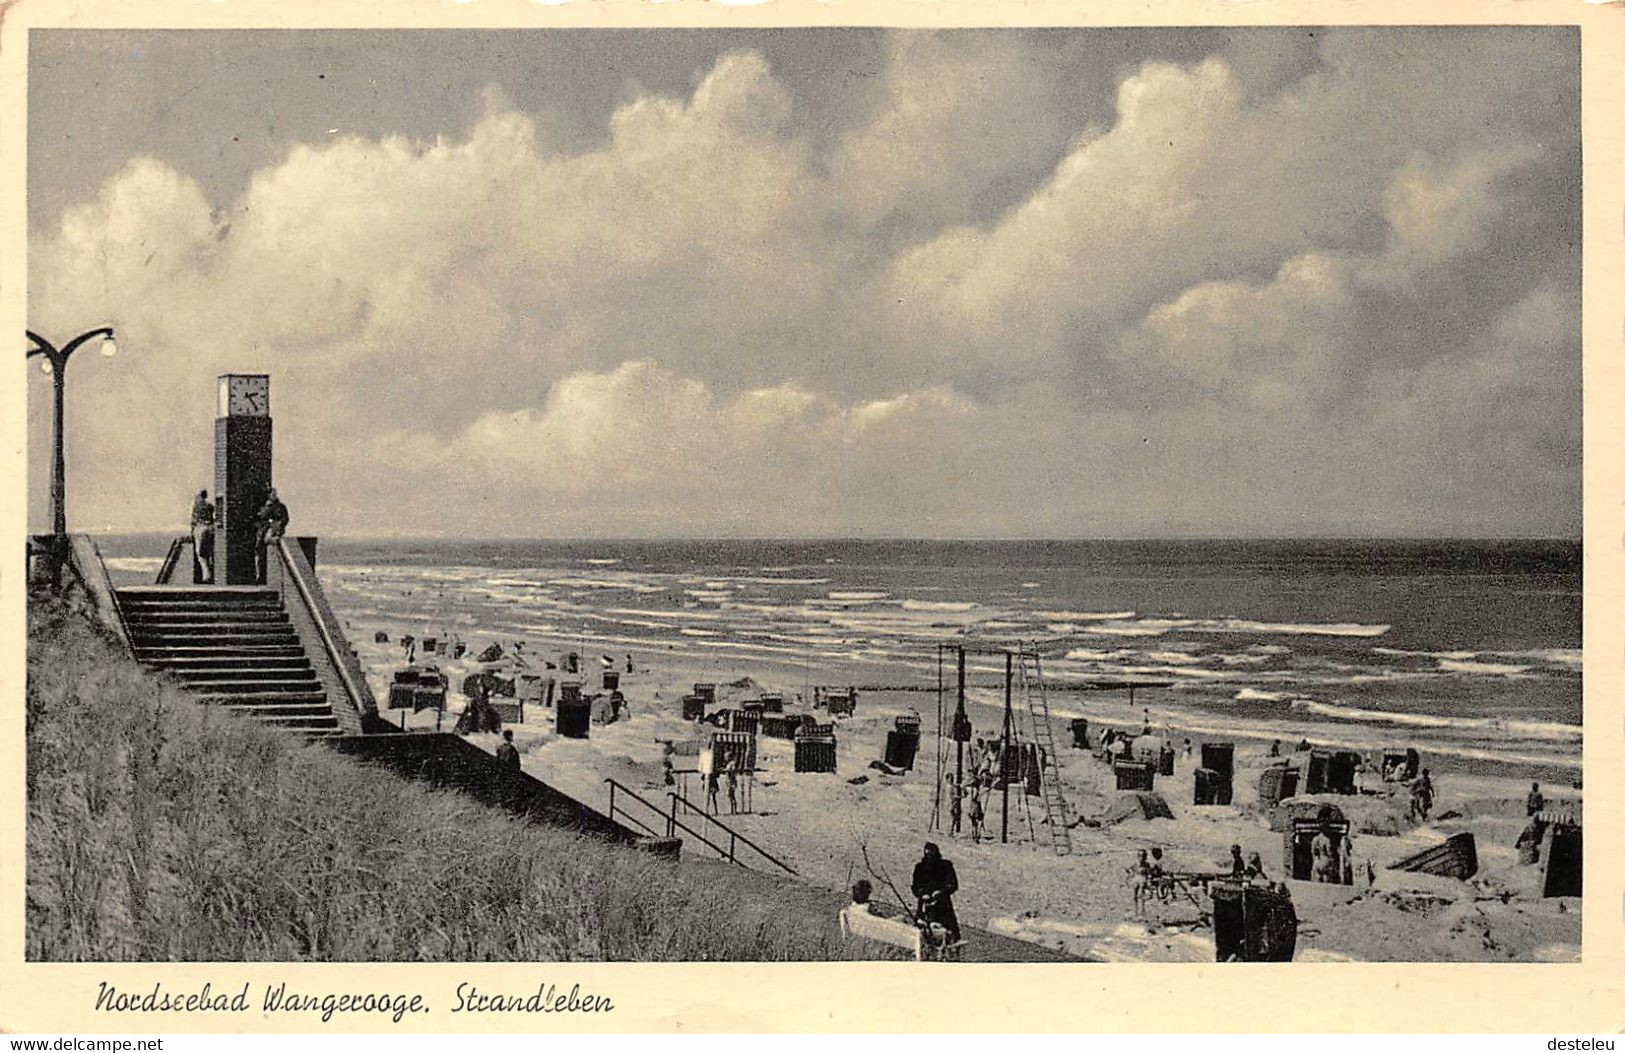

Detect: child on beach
1132,850,1153,914
968,788,985,843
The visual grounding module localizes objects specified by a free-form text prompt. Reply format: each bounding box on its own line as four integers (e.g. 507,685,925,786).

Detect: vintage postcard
2,0,1621,1035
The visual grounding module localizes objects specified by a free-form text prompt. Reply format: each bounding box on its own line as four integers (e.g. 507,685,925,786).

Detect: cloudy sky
26,27,1580,539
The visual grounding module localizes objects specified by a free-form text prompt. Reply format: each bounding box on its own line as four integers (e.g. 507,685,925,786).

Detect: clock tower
215,374,273,584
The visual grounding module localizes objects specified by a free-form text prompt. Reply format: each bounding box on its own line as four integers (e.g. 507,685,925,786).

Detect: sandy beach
351,626,1581,964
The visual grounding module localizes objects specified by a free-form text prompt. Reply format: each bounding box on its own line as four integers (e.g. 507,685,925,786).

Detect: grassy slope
25,596,860,962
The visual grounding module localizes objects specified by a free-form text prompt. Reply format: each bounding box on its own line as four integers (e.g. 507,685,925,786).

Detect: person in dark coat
911,842,961,945
1526,782,1545,817
496,729,520,771
254,487,290,583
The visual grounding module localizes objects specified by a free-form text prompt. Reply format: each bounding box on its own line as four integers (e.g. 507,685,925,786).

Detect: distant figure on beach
1268,740,1280,758
1229,844,1246,877
1149,847,1170,902
1183,738,1193,759
726,766,739,815
662,755,675,787
402,634,417,663
1411,769,1435,821
1516,817,1546,865
967,787,984,842
496,729,520,771
1245,851,1268,882
705,770,720,813
189,489,214,583
1132,850,1153,914
911,843,961,945
1297,738,1312,752
253,488,289,583
1142,709,1152,735
1526,782,1544,817
626,654,634,673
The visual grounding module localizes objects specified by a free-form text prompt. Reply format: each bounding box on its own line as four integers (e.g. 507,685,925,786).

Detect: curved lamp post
26,326,117,587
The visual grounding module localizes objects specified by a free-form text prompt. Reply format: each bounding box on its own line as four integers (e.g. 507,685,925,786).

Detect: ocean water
102,538,1581,770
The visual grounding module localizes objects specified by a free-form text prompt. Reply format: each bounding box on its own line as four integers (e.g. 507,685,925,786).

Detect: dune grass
25,595,859,962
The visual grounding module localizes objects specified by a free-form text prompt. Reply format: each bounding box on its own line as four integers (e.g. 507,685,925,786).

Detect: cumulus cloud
25,29,1580,538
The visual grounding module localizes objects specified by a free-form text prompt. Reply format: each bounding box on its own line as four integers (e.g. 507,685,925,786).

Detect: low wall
268,538,375,735
326,732,679,857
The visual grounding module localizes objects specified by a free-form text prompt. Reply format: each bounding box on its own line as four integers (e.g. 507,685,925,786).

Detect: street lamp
26,326,117,588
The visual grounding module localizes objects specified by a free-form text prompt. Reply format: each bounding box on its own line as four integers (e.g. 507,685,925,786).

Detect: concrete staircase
118,585,341,735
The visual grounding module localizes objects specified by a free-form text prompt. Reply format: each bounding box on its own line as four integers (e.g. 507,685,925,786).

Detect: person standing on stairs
254,488,290,583
189,489,215,583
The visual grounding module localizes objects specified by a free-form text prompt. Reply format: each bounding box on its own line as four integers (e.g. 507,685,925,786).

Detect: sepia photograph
6,2,1618,1032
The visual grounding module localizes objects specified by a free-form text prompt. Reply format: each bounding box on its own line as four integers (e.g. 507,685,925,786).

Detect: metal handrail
604,778,730,857
603,778,667,839
275,538,368,717
155,535,187,585
668,791,797,875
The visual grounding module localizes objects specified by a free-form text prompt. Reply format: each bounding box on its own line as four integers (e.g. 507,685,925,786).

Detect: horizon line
82,530,1584,545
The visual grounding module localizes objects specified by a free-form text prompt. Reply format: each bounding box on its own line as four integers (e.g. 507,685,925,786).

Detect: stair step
118,587,276,601
197,691,329,707
127,611,288,624
220,703,336,719
185,678,323,694
168,667,316,682
122,602,283,613
135,641,304,654
260,714,341,730
143,655,312,670
121,601,284,614
130,625,299,639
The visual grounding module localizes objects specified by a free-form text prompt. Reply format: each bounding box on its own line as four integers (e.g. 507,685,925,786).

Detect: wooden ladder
1018,648,1072,856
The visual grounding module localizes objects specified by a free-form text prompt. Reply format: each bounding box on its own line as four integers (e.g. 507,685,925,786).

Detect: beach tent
1211,880,1298,962
1258,765,1300,808
1100,791,1174,824
885,730,920,771
1195,768,1233,806
590,693,620,725
1114,760,1156,792
1542,823,1582,897
1201,743,1236,783
1281,803,1352,884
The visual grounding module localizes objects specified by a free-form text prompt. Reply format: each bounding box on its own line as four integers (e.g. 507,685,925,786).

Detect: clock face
218,375,269,417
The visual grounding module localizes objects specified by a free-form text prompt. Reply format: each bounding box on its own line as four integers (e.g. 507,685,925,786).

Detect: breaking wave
901,599,978,612
1289,698,1581,742
1437,658,1532,677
